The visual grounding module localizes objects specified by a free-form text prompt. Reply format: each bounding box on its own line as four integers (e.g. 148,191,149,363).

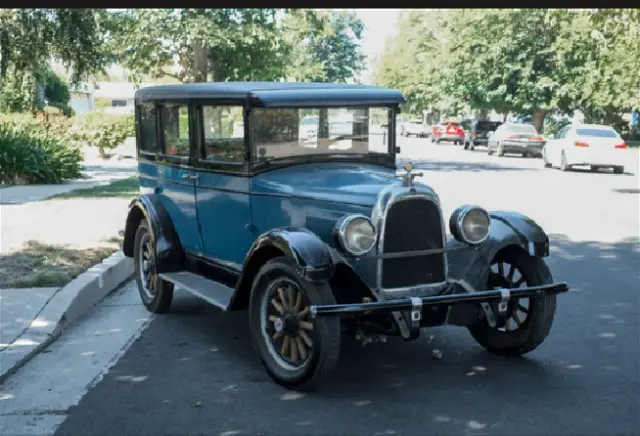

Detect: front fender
244,227,334,283
122,194,184,273
447,211,549,290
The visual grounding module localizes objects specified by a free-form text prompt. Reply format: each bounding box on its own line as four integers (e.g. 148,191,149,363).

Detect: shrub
72,112,135,158
0,109,75,141
0,123,82,185
44,69,71,106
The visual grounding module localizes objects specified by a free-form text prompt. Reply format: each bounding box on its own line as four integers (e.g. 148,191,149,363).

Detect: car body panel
194,171,252,268
139,160,203,253
487,123,545,155
544,124,627,168
466,120,503,146
433,122,464,142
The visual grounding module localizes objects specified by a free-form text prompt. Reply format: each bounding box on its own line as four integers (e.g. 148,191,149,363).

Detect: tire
133,219,174,313
469,141,475,151
435,138,441,144
613,166,624,174
487,144,494,155
469,249,557,356
464,140,470,150
249,257,340,390
542,149,551,168
590,165,600,172
560,151,571,171
497,142,505,157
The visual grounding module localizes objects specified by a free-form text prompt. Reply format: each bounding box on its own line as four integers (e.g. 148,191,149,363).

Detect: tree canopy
373,9,640,132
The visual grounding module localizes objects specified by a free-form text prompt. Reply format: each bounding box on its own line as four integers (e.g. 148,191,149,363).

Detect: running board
159,271,235,310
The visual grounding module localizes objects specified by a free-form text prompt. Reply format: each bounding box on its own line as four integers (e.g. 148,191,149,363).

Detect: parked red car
431,121,465,145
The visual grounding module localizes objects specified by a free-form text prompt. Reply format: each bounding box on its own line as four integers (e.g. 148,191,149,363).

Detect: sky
354,9,403,84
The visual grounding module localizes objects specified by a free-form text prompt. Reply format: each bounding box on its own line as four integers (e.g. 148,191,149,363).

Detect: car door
488,124,503,151
149,101,203,253
193,103,253,269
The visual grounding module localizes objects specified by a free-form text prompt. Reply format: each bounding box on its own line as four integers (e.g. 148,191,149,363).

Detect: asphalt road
50,138,639,434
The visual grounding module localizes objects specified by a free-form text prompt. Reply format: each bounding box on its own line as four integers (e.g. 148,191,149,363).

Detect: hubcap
260,278,314,371
488,260,530,332
139,234,157,299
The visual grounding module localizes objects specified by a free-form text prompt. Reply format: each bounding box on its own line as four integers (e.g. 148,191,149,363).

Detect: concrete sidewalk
0,157,137,205
0,252,134,382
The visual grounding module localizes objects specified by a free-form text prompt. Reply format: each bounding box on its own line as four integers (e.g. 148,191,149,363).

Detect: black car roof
134,81,406,107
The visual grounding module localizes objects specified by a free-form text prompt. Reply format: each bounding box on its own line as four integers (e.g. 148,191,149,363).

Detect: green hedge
0,122,82,185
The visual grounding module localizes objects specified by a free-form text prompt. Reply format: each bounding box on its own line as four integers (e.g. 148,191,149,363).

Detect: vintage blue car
122,82,569,390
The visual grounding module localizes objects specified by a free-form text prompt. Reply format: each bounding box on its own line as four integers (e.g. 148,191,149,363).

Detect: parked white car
401,119,429,137
542,124,628,173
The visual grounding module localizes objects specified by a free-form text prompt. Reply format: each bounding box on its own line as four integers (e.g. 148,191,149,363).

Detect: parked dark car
122,82,569,390
464,120,503,150
487,123,546,157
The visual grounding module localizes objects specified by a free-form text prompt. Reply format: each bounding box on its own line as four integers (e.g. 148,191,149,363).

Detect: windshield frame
248,104,398,174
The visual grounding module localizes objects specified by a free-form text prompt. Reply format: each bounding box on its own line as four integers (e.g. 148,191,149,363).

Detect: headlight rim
450,205,491,246
334,214,377,256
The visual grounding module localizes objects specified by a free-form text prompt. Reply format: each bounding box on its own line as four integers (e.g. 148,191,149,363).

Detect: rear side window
575,128,618,138
201,106,245,163
160,104,190,157
476,121,500,131
138,104,158,153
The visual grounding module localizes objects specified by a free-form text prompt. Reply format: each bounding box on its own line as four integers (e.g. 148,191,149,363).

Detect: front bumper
310,281,568,338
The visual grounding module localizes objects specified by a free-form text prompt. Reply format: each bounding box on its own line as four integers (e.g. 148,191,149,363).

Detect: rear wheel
469,249,557,356
249,257,340,390
613,166,624,174
133,219,174,313
497,142,505,157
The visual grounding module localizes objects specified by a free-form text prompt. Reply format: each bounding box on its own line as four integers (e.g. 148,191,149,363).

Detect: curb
0,251,134,383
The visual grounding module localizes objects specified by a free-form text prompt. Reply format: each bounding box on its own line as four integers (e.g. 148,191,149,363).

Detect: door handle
181,173,191,179
181,173,199,180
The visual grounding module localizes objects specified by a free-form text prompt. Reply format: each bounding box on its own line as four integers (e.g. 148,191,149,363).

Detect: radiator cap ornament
398,161,423,186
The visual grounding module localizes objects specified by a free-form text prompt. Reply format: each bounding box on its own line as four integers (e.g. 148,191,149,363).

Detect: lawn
1,176,139,288
48,176,139,199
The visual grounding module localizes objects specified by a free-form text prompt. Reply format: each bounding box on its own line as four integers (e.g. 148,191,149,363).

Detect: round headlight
335,215,377,256
449,205,490,245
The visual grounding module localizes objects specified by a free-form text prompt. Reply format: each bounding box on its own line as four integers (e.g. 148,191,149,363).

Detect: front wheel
249,257,340,390
496,142,505,156
613,166,624,174
542,149,551,167
560,151,571,171
133,219,174,313
468,249,557,356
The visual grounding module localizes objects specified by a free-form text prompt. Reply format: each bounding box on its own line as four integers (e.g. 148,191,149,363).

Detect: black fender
230,227,334,310
447,210,550,290
122,194,184,273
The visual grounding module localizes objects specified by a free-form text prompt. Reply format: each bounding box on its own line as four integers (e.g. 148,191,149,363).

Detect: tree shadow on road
396,157,537,173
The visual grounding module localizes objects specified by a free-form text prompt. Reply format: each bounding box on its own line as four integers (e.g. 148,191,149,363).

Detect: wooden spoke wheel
249,257,340,390
468,249,557,356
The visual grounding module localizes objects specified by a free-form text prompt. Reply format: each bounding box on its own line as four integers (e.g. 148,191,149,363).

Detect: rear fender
122,194,184,273
447,210,549,290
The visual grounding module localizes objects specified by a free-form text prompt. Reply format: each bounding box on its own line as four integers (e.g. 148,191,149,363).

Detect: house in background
94,81,154,114
68,81,95,116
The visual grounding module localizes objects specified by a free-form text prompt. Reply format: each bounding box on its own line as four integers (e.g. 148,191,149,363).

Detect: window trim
136,103,161,160
157,100,194,165
194,101,250,175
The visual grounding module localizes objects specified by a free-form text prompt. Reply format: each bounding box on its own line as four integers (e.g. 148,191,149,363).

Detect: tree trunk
193,40,207,83
476,108,489,121
531,109,547,133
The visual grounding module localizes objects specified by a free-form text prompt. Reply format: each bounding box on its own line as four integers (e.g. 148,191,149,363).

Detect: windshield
576,128,618,138
506,123,537,133
250,107,392,162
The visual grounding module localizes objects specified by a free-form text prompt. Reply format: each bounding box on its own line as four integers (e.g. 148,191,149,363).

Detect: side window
139,104,158,153
200,105,245,163
160,103,191,157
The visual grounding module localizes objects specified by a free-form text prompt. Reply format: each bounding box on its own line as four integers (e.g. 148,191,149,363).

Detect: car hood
251,162,396,207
